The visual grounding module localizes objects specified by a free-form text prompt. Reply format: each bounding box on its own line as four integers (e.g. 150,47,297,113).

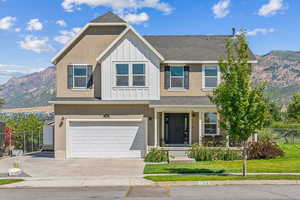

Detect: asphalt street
1,185,300,200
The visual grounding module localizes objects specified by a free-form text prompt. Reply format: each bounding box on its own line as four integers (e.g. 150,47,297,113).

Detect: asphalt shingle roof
150,96,214,106
91,11,126,23
144,35,256,61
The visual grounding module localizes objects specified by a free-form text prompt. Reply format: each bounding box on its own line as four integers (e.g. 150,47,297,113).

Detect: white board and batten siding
101,30,161,100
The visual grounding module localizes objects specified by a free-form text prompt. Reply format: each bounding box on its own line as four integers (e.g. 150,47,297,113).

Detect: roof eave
163,60,258,64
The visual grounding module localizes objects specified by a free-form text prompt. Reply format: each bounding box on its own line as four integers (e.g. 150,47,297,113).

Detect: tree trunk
242,141,248,177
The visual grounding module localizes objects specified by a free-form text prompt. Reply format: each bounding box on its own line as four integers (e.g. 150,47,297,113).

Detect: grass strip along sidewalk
0,179,24,185
144,145,300,175
145,175,300,182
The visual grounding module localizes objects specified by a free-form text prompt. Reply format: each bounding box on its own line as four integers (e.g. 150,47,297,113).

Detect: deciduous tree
210,32,270,176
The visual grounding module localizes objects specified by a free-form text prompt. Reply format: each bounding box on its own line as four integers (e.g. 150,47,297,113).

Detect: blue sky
0,0,299,84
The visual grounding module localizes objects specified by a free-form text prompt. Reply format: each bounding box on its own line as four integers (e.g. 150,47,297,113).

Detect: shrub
144,149,168,163
188,144,241,161
247,141,284,159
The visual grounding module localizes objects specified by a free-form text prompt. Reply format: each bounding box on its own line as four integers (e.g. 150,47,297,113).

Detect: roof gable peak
91,11,127,23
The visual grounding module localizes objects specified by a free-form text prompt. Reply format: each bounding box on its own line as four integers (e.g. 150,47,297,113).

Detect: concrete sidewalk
2,178,300,188
0,176,155,188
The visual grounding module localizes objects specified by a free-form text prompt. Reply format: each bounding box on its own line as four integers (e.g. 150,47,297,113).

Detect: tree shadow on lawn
165,168,226,174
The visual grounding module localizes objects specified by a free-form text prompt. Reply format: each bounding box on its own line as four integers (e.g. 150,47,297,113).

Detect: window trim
116,63,130,87
132,63,146,87
72,64,88,89
203,112,220,136
114,62,147,88
202,65,220,91
169,66,185,90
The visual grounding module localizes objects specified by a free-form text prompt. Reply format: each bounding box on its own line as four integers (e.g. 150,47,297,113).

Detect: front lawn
0,179,24,185
144,144,300,174
145,175,300,182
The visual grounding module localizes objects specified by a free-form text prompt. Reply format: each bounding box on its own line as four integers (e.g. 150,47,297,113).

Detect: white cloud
54,27,81,44
258,0,284,16
56,20,67,27
15,28,21,32
19,35,54,53
123,12,149,24
241,28,275,36
27,19,43,31
0,16,16,30
212,0,230,18
61,0,173,15
0,65,45,84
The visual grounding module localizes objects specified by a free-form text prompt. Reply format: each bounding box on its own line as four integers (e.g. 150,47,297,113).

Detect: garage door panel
68,121,145,158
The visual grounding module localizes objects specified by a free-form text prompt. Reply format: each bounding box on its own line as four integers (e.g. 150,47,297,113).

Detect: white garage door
68,121,146,158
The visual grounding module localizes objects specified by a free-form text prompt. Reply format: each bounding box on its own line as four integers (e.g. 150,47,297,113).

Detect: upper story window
116,64,129,86
165,66,189,90
68,64,93,89
204,112,219,135
132,64,145,86
115,63,146,87
170,66,184,89
73,66,88,88
203,65,219,90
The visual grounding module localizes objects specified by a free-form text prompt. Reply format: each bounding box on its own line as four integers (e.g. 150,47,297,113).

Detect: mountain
0,67,55,108
252,51,300,104
1,51,300,108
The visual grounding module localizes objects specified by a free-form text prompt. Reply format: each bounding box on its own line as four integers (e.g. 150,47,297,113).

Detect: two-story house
49,12,257,159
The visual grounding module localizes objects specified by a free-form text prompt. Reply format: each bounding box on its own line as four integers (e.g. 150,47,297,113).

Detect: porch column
161,112,165,146
154,109,158,147
198,112,202,145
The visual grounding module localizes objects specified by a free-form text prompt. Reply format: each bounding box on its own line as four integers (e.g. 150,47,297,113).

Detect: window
204,112,218,135
132,64,145,86
73,65,88,88
116,64,129,86
170,66,184,88
115,63,146,87
203,65,218,89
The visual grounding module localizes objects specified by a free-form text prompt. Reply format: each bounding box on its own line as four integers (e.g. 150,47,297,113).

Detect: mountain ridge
1,50,300,108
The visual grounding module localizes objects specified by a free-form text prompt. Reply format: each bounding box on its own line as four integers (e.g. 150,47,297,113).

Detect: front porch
152,106,225,148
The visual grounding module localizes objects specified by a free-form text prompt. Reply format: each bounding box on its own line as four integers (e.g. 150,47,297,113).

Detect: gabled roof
96,25,164,62
144,35,257,62
51,12,127,64
91,11,126,23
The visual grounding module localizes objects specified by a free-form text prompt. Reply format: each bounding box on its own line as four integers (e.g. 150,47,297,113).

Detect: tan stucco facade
54,104,154,159
160,64,213,97
56,26,126,98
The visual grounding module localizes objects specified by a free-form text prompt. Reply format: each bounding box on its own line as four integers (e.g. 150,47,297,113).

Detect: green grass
0,179,24,185
144,144,300,174
145,175,300,182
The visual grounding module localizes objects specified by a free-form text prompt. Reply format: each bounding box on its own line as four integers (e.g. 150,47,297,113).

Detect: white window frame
72,64,88,89
202,65,220,91
132,63,146,87
170,66,185,90
114,62,147,87
116,63,130,87
203,112,220,136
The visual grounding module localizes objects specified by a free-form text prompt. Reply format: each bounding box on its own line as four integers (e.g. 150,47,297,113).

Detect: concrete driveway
0,152,145,178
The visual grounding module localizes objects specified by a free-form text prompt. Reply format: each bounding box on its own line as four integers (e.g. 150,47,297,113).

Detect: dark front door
165,113,189,145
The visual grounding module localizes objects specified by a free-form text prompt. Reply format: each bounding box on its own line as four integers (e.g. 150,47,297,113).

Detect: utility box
43,123,54,151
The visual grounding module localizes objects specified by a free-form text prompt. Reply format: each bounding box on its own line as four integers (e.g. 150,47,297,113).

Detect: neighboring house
49,12,257,159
